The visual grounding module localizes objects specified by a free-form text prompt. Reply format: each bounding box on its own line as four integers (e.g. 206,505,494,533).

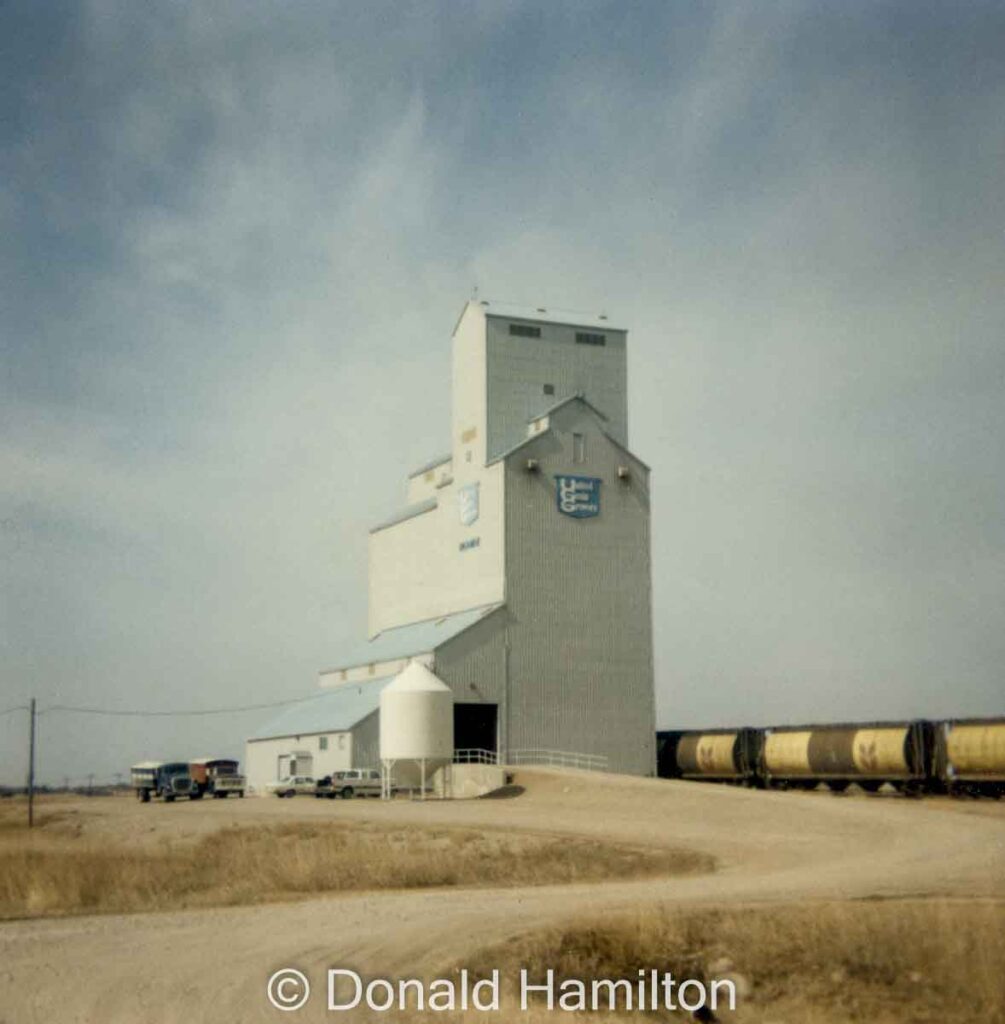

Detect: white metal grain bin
379,662,454,795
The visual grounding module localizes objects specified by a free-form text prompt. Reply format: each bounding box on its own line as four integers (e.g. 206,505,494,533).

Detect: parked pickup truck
315,769,385,799
131,761,196,803
190,758,246,799
266,775,315,798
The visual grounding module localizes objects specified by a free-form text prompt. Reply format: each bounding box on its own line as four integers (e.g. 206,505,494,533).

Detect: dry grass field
0,771,1002,1024
0,801,710,918
466,899,1005,1022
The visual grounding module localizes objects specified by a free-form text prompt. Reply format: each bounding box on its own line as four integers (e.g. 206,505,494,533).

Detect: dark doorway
454,703,498,754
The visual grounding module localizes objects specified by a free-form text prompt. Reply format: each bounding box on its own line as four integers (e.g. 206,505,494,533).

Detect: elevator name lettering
555,475,601,518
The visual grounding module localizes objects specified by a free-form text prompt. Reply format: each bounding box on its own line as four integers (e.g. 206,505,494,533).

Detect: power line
39,692,328,718
0,705,29,718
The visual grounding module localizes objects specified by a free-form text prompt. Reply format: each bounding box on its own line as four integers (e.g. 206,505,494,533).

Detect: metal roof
486,427,551,467
369,496,437,534
527,392,610,424
322,603,503,673
407,454,452,479
478,299,625,332
248,678,391,741
601,429,651,472
486,397,650,470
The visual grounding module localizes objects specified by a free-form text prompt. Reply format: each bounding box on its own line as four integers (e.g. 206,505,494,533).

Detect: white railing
453,748,499,765
510,749,609,772
452,748,609,772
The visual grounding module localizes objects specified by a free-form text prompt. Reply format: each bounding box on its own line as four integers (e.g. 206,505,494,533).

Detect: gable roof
248,677,390,741
487,395,650,470
601,428,651,472
321,603,503,673
527,391,610,424
487,395,607,466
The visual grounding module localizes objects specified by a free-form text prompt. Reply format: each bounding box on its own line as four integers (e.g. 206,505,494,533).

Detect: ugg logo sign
555,475,601,518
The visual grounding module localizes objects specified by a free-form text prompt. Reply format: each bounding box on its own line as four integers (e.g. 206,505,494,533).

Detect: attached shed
245,678,389,794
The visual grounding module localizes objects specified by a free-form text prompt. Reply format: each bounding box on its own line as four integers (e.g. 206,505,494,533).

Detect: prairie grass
463,899,1005,1022
0,805,76,835
0,818,711,919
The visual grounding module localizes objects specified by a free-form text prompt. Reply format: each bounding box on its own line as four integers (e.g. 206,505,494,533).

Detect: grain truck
189,758,246,799
130,761,196,802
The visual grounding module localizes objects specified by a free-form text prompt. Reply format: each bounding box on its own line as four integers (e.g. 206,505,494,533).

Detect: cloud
2,1,1003,782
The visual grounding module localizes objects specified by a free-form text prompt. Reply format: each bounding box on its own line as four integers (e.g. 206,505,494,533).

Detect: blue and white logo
555,475,601,518
458,483,480,526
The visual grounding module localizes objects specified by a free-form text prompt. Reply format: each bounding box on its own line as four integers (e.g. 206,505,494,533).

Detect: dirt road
1,769,1002,1023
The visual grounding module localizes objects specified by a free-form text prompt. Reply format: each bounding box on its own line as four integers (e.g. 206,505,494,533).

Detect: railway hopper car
675,728,762,784
936,717,1005,797
656,729,762,785
657,717,1003,797
759,721,931,794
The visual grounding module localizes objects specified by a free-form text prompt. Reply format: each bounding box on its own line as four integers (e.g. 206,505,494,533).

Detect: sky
2,1,1003,785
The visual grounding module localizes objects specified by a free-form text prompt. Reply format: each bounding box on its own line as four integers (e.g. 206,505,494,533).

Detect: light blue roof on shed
321,603,503,674
248,677,390,741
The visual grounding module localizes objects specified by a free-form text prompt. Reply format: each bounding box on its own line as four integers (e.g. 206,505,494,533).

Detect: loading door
454,703,498,755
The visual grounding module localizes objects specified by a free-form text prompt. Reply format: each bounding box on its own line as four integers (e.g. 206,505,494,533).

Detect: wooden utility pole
27,698,36,828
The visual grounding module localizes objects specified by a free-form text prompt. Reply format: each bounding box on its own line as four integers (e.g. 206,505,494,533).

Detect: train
657,716,1005,797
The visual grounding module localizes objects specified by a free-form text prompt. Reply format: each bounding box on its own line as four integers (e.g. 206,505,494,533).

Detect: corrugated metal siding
351,710,380,770
502,405,655,775
433,608,508,748
485,317,628,462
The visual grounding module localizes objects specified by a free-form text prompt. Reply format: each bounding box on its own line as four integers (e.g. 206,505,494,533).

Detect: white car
266,775,315,798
